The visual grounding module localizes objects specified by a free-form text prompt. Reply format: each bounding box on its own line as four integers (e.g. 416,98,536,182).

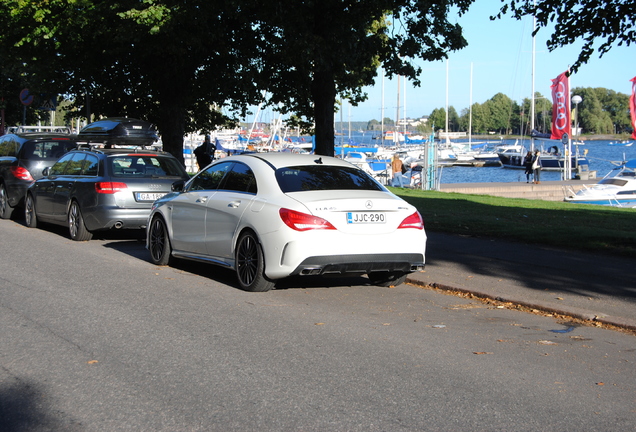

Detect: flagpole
566,71,572,181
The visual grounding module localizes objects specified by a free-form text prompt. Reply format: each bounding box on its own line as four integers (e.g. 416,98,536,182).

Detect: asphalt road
1,219,635,431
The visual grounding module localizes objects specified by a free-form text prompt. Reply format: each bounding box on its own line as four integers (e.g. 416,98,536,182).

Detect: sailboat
497,17,589,173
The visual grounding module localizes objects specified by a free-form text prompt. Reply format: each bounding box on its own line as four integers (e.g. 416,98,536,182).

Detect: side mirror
171,180,185,192
42,167,51,176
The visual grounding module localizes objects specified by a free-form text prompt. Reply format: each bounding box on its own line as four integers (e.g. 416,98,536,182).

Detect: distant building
397,117,428,128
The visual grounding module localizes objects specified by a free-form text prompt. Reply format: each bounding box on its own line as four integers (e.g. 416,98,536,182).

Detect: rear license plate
136,192,166,201
346,212,386,224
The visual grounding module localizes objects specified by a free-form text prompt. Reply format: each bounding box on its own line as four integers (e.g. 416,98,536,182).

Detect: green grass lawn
392,188,636,258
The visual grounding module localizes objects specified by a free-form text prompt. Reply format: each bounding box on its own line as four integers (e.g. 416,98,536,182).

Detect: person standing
531,149,541,184
523,151,534,183
194,135,216,170
391,153,404,187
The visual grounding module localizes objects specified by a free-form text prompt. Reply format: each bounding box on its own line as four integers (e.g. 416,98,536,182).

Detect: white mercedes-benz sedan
146,152,426,292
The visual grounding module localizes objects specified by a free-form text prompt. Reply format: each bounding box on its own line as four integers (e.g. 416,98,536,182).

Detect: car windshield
110,155,185,178
275,165,384,193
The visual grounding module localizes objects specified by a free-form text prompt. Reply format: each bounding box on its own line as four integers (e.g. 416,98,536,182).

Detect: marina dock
439,179,599,201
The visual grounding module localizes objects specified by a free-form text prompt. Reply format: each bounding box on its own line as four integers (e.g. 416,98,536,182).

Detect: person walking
391,154,404,187
531,149,541,184
523,151,534,183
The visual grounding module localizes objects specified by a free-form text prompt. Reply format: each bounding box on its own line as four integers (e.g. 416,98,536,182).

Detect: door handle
228,201,241,208
196,196,208,203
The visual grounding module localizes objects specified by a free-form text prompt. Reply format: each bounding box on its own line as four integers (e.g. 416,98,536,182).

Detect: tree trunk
156,106,186,167
312,68,336,156
154,71,190,167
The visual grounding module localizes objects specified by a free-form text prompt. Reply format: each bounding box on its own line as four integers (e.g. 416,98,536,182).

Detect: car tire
24,193,37,228
0,183,14,220
235,231,273,292
68,201,92,241
368,271,408,287
148,216,173,266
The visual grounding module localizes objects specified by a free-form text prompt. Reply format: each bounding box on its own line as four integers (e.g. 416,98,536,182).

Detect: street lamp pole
572,95,582,138
571,95,582,179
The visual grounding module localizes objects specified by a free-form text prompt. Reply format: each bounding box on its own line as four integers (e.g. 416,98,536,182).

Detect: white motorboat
564,160,636,207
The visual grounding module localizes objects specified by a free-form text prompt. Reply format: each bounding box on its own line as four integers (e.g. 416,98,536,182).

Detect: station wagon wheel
0,183,14,220
149,216,173,266
368,271,407,287
235,231,273,292
24,193,37,228
68,201,92,241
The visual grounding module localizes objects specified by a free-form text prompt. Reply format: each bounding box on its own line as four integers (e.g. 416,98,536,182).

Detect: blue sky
342,3,636,122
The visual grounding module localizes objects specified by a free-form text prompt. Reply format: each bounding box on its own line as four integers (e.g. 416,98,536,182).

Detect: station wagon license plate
136,192,166,202
346,212,386,224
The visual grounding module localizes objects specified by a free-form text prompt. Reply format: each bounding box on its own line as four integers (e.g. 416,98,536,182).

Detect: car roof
71,147,176,158
8,132,78,141
230,152,354,170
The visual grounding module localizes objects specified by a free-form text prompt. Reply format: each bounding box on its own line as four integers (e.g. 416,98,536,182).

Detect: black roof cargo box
78,117,158,146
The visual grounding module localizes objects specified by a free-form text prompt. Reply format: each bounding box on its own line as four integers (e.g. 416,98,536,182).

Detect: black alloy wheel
148,216,173,266
0,184,14,220
24,193,37,228
235,231,273,292
68,201,92,241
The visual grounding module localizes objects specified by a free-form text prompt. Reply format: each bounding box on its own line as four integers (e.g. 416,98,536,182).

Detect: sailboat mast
469,62,473,145
396,74,401,142
530,9,536,145
381,69,385,146
403,75,407,138
445,60,449,140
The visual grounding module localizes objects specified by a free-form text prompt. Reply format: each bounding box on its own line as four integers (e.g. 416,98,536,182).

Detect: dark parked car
25,147,190,241
0,132,78,219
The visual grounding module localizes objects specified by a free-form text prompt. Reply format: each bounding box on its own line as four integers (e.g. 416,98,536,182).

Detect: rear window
275,165,384,193
23,140,77,160
110,155,186,178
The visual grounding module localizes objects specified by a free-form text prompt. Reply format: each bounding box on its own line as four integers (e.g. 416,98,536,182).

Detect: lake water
339,133,636,184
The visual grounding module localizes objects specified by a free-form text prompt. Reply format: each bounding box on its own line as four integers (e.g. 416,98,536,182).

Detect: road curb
406,277,636,333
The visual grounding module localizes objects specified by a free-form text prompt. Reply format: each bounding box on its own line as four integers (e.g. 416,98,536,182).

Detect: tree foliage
496,0,635,73
0,0,474,158
252,0,473,155
0,0,267,162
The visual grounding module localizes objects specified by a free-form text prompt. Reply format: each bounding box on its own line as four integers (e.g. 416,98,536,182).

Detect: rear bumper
83,207,151,231
290,253,425,276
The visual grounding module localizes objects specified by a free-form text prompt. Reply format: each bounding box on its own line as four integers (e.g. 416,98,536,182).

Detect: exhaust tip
114,221,123,229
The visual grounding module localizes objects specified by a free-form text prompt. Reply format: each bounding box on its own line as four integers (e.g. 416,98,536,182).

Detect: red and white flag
630,77,636,140
550,71,571,140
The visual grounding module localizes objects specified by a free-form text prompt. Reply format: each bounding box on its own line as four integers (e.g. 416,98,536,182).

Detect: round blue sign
20,88,34,106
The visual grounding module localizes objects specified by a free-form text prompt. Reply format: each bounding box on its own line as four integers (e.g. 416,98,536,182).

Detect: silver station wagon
25,147,190,241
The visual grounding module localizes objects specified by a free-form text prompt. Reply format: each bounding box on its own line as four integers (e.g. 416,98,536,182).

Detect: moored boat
564,160,636,207
497,142,589,171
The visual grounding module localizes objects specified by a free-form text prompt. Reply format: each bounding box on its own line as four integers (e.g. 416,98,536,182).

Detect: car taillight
398,211,424,230
95,182,128,194
10,166,34,181
279,208,336,231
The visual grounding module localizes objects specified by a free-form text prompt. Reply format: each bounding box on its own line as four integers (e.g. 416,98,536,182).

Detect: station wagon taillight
279,208,336,231
10,166,34,181
95,182,128,194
